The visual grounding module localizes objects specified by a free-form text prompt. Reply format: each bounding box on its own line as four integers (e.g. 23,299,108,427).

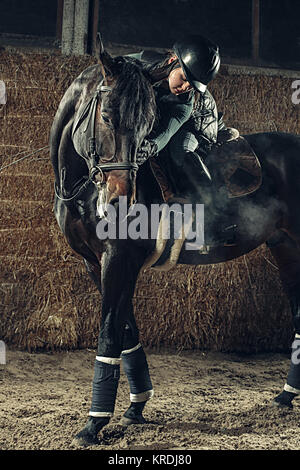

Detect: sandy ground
0,348,299,451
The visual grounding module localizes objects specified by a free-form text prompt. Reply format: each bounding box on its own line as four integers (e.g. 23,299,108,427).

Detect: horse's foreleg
120,317,153,425
266,231,300,408
83,258,102,292
72,249,145,447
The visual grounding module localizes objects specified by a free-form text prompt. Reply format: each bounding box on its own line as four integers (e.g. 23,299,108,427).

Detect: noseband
87,81,139,186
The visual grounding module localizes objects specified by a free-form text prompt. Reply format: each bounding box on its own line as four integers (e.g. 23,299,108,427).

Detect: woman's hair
146,50,180,83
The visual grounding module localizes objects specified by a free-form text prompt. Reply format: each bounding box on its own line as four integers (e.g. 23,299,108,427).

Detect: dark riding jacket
132,50,226,153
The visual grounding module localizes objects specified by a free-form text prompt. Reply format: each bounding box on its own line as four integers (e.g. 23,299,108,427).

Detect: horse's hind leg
266,230,300,408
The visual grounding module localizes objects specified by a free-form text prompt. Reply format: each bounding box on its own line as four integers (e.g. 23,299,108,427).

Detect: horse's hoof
120,414,146,426
71,431,100,448
71,416,110,447
272,398,293,410
272,390,296,410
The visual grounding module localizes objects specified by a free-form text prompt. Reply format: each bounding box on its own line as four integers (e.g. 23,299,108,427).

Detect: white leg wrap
89,411,113,418
121,343,142,355
96,356,121,365
130,389,154,403
284,383,300,394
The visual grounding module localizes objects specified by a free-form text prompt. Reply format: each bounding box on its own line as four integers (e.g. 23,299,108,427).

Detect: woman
133,34,239,199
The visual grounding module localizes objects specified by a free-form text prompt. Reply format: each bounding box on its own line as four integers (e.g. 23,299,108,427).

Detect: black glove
136,139,158,166
217,128,240,144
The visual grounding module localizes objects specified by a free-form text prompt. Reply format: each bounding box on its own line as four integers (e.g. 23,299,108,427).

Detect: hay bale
133,246,293,352
0,49,297,352
0,200,51,230
0,174,53,201
210,71,300,135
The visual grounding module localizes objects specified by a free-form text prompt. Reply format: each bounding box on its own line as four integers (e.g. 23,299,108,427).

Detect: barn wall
0,47,299,352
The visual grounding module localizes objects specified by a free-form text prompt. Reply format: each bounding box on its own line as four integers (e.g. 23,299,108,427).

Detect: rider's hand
217,128,240,144
136,139,158,166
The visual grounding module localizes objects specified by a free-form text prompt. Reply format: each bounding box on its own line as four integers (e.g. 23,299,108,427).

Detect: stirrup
222,224,238,246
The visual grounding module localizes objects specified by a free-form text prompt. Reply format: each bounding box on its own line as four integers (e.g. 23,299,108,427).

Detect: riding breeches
168,129,199,167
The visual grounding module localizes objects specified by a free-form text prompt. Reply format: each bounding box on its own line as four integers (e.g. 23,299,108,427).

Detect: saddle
144,137,262,271
151,136,262,202
208,136,262,198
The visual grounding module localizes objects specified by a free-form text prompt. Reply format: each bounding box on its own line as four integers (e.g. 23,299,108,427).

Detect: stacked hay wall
0,48,299,352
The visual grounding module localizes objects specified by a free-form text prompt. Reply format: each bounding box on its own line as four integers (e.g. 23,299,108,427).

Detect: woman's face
168,58,193,95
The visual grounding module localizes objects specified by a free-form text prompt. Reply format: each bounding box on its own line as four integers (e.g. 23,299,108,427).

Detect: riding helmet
173,34,220,93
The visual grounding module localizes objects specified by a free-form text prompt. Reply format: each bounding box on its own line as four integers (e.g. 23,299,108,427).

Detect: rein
54,177,92,202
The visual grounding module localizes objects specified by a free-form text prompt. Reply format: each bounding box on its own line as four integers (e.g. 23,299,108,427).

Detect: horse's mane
108,56,157,133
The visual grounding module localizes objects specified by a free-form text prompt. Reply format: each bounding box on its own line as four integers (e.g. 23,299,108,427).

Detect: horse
50,40,300,447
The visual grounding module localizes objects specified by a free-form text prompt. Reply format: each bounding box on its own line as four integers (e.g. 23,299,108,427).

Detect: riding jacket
130,50,226,155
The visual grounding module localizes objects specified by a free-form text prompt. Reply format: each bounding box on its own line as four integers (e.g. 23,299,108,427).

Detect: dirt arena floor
0,348,299,452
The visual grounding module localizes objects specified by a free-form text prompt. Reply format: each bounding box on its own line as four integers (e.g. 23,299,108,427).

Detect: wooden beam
73,0,90,55
61,0,75,55
252,0,260,63
86,0,99,54
61,0,90,55
91,0,99,55
56,0,64,41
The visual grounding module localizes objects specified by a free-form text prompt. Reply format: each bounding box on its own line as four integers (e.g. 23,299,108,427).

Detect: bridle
87,81,139,187
55,79,139,203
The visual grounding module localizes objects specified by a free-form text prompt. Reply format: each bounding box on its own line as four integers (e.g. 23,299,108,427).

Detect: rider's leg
168,129,199,170
168,130,212,196
149,130,201,203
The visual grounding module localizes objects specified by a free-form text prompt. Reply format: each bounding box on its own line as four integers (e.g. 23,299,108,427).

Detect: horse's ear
95,32,116,77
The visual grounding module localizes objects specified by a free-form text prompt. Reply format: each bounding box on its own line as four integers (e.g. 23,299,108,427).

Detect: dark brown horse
50,41,300,446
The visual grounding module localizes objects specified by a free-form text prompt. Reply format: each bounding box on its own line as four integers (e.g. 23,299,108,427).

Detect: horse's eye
101,113,113,126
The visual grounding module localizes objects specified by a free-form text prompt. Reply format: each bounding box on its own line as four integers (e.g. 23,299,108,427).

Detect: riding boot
149,158,174,202
149,158,188,203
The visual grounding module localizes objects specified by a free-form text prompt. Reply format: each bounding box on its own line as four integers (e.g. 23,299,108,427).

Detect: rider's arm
218,112,227,131
150,98,194,153
126,51,144,60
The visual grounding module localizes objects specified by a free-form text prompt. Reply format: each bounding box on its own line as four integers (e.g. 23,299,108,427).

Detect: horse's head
91,35,157,218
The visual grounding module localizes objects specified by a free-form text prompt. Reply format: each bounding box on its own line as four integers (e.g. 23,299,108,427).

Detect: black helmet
173,34,220,93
